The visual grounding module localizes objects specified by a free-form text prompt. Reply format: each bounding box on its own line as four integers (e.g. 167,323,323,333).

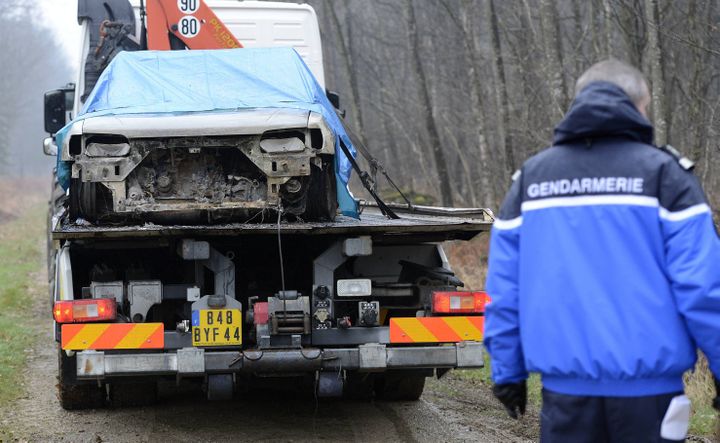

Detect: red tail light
432,291,487,314
53,298,117,323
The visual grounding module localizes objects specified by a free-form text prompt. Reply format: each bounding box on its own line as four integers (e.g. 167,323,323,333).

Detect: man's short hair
575,59,649,105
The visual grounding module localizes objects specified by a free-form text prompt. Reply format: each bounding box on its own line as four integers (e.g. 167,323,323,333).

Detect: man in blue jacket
484,59,720,441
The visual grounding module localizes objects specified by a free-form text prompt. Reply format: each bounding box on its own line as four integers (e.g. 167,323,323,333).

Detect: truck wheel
70,180,113,223
57,348,106,410
375,373,426,401
304,157,337,222
109,382,158,408
344,372,375,400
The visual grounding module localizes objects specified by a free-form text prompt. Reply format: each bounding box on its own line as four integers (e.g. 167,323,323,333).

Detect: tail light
432,291,487,314
53,298,117,323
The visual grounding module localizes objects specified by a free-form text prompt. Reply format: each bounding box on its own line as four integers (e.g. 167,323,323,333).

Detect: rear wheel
375,372,426,401
69,180,113,223
344,372,375,400
57,347,106,410
109,381,158,408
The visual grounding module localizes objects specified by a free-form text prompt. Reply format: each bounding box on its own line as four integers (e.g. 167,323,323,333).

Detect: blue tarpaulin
56,47,358,217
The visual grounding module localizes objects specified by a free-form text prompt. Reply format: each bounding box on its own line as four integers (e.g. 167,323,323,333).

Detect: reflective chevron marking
389,317,484,343
61,323,164,350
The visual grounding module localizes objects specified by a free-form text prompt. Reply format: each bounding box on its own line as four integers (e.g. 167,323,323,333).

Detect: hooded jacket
483,81,720,396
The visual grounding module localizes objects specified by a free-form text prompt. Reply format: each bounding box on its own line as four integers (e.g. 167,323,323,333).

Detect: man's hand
492,380,527,419
713,377,719,412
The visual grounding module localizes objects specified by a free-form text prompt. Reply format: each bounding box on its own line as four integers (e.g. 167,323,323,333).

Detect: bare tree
540,0,569,120
0,0,72,175
404,0,454,206
644,0,667,145
302,0,720,212
486,0,515,175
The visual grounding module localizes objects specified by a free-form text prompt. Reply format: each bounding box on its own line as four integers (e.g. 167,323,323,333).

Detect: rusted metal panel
52,208,493,241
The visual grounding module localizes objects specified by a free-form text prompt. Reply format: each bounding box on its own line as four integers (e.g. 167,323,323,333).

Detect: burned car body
54,47,359,224
61,108,337,223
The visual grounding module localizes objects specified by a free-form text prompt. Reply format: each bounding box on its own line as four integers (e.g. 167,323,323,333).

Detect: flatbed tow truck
44,0,494,408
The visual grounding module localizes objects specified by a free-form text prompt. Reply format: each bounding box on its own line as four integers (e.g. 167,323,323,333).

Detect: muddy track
1,268,539,442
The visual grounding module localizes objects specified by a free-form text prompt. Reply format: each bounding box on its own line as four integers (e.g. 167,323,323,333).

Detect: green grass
0,205,46,405
456,353,718,438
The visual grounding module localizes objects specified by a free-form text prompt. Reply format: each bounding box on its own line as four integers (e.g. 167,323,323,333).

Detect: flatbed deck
52,207,494,241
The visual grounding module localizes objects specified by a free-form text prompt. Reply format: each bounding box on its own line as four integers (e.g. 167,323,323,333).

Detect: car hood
80,108,312,138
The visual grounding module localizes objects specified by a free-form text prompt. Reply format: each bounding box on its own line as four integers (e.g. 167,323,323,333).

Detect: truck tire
375,372,426,401
303,157,337,222
57,347,106,410
69,180,113,223
344,372,375,400
109,382,158,408
47,172,64,307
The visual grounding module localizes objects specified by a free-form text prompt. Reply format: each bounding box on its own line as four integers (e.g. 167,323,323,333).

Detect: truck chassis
50,206,492,408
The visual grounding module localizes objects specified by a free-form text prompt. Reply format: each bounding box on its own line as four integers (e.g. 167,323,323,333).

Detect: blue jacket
484,82,720,396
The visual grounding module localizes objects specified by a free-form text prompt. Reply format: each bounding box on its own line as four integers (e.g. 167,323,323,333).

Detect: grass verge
0,204,46,405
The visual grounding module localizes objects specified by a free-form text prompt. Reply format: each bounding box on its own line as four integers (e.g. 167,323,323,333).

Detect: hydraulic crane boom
145,0,242,50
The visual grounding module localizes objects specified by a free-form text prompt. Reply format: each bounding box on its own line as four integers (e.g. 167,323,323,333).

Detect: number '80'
178,0,199,13
178,16,200,37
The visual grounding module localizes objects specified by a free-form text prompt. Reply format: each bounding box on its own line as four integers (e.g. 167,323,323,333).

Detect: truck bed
52,206,494,242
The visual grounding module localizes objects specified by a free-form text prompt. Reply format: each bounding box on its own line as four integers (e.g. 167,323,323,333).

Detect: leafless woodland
1,1,719,214
305,0,720,211
0,0,72,178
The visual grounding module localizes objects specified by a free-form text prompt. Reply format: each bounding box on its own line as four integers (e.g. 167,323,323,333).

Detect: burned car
61,109,337,223
56,48,356,224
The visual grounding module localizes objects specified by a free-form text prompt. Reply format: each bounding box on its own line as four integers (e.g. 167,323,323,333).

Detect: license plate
192,309,242,346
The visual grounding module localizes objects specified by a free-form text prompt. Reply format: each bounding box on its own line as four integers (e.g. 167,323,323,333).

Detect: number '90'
178,0,199,13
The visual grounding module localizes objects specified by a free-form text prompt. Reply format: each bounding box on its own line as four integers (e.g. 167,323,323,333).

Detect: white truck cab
71,0,325,116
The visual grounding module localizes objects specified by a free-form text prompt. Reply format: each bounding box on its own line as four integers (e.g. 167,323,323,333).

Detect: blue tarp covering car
56,47,358,218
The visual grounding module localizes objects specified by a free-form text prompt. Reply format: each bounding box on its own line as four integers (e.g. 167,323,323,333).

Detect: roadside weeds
0,204,46,406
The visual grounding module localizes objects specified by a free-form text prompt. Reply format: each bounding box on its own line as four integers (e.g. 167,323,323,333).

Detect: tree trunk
644,0,667,146
486,0,515,177
540,0,569,121
326,2,367,146
405,0,454,206
458,0,495,207
602,0,613,57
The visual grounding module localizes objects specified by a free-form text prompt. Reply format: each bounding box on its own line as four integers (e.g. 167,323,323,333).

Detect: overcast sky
39,0,81,73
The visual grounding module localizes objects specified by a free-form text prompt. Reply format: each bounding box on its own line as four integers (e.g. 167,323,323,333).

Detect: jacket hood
553,81,654,145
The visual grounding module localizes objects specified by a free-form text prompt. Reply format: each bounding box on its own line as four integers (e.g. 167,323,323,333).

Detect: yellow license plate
191,309,242,346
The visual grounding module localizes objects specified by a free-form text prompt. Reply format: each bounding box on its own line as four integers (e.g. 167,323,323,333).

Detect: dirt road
1,291,539,442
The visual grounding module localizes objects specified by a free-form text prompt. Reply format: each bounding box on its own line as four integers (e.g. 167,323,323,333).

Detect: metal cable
277,204,287,320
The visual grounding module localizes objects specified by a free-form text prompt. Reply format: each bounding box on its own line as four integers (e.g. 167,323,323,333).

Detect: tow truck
43,0,493,409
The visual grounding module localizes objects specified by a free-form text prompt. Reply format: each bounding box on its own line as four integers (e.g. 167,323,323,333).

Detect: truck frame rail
52,207,494,241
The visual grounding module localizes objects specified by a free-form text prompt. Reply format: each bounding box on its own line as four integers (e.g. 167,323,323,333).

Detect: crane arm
145,0,242,50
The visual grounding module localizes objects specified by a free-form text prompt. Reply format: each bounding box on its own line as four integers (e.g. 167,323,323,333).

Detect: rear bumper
74,342,484,379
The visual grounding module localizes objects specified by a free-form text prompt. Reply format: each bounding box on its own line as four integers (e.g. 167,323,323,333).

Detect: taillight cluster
53,298,117,323
432,291,488,314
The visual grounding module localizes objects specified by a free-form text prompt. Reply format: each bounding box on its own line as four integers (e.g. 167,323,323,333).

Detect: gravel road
0,317,539,443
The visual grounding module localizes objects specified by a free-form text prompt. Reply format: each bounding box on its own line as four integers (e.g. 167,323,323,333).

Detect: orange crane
143,0,242,50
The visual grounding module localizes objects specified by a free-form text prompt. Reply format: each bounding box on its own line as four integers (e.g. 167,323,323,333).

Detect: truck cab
43,0,325,156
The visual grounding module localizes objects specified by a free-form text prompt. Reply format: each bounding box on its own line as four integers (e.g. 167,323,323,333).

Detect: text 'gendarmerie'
527,177,644,198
